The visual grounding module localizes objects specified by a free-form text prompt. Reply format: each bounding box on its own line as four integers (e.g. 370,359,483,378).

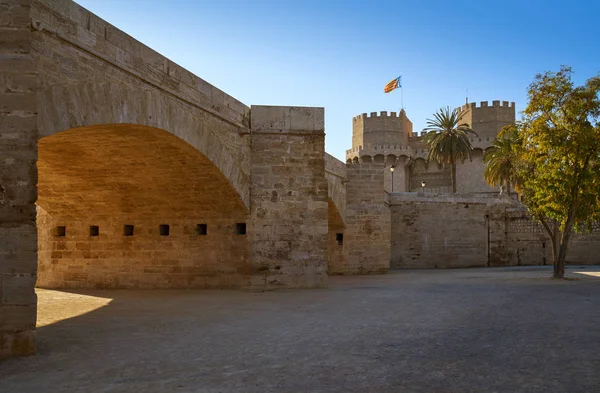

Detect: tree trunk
451,162,457,193
554,244,567,279
551,230,560,277
554,222,574,279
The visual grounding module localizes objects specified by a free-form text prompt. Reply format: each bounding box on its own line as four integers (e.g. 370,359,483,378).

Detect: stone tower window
236,223,246,235
336,233,344,245
159,224,170,236
123,225,134,236
89,225,99,237
196,224,208,236
56,226,66,237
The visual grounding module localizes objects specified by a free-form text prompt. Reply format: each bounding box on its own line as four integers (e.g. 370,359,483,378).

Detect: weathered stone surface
249,106,328,289
390,193,600,268
0,0,38,361
336,162,390,274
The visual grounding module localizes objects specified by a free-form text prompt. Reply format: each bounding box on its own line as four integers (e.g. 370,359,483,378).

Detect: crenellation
492,100,500,107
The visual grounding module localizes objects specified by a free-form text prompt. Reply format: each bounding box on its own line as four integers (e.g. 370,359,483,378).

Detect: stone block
0,329,36,360
0,28,31,54
251,105,324,132
0,304,36,331
1,275,37,305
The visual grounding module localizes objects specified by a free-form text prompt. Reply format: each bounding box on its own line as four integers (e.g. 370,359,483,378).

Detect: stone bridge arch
36,124,250,289
38,82,250,209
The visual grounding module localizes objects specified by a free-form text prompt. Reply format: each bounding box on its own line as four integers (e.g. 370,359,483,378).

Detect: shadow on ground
1,266,599,393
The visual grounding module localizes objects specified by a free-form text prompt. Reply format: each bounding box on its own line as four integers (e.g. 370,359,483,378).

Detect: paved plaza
1,267,599,392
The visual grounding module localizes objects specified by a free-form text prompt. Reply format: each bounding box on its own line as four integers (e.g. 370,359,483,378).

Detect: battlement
457,100,515,112
353,109,407,122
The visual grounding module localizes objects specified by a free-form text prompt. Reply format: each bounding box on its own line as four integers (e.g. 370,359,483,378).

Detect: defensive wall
389,193,600,269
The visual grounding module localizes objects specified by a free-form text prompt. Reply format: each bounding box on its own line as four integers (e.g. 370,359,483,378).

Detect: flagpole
400,75,404,110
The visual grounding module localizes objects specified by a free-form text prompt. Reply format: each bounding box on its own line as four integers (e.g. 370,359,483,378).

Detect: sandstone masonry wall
36,208,250,289
338,163,390,274
249,106,328,288
391,194,496,268
391,195,600,269
0,0,38,359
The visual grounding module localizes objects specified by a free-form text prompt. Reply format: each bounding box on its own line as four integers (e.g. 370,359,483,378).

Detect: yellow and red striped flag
384,76,401,93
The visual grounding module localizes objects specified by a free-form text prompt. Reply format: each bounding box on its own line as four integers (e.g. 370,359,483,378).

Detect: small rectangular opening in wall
196,224,207,236
89,225,99,237
236,223,246,235
56,226,66,237
159,224,170,236
124,225,134,236
336,233,344,245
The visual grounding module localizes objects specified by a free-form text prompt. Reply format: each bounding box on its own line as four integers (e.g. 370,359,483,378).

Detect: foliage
483,123,523,193
423,107,478,192
487,66,600,278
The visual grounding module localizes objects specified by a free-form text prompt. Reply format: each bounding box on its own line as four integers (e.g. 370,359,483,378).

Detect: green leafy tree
484,124,523,195
514,66,600,278
423,107,477,193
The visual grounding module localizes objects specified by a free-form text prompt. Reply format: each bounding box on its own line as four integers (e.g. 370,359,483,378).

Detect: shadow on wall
36,125,251,290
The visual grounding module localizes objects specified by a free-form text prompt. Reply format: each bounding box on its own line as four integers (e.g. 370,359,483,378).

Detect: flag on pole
384,76,401,93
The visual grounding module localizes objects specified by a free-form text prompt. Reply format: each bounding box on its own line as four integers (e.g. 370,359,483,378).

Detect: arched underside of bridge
37,124,251,289
327,198,346,274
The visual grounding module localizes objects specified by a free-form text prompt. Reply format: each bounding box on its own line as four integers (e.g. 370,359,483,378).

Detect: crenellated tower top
352,109,413,151
457,100,516,140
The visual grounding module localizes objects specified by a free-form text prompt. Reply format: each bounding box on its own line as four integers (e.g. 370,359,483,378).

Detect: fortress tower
345,100,516,194
458,100,516,143
352,109,413,150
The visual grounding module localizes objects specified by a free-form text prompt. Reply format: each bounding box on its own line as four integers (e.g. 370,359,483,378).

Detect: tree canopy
488,66,600,278
423,107,477,193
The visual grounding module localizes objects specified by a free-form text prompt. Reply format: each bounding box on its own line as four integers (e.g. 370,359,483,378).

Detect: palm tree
483,124,522,195
423,107,477,193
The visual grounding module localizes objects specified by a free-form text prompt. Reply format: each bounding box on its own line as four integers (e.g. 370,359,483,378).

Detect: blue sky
78,0,600,161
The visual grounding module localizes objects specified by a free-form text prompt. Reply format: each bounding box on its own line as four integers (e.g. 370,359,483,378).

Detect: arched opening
327,199,345,275
471,148,484,161
408,157,451,193
36,125,250,289
386,154,397,166
373,154,385,164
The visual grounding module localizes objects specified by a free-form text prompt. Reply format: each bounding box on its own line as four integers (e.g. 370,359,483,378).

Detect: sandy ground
1,266,600,393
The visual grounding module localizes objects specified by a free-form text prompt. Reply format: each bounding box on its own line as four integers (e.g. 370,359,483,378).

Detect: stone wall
455,149,496,194
0,0,38,360
327,200,346,274
249,106,328,288
391,194,600,269
338,162,390,274
391,194,499,268
37,208,250,289
36,124,252,289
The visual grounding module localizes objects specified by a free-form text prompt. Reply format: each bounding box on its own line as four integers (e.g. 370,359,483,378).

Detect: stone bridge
0,0,356,359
